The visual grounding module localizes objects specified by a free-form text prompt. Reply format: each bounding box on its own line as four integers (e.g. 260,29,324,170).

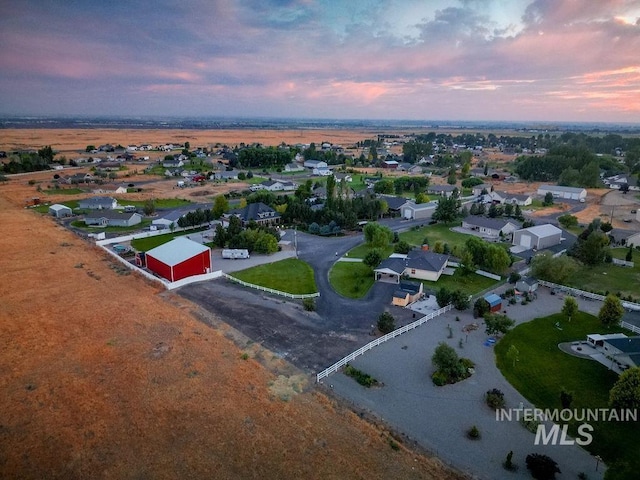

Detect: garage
145,236,212,282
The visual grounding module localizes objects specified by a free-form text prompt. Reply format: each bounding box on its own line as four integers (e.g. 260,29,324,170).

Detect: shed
145,237,212,282
512,224,562,250
392,281,424,307
516,277,538,293
49,204,72,218
484,293,502,313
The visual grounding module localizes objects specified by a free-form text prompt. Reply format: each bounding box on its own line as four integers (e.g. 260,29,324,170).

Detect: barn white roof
146,236,209,267
519,224,562,238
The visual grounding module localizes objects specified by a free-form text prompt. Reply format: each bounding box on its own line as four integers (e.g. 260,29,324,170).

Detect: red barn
145,237,212,282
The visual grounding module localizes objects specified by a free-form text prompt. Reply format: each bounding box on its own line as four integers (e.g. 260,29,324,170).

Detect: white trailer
222,249,250,259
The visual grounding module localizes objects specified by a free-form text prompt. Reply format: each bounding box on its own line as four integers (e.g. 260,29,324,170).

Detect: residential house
608,228,640,247
226,202,280,226
512,224,563,250
78,196,118,210
65,173,93,184
162,158,184,168
285,163,304,172
471,184,491,196
461,215,520,239
334,173,353,183
84,211,142,227
212,170,240,181
313,166,332,176
304,160,328,170
392,281,424,307
374,250,450,283
407,165,424,175
252,180,297,192
502,193,532,206
427,185,458,198
378,195,410,216
382,160,399,169
537,185,587,201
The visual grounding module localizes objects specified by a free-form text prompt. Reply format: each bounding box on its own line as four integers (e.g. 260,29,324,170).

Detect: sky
1,0,640,123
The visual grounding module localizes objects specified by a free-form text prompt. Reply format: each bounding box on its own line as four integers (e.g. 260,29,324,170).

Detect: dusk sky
1,0,639,123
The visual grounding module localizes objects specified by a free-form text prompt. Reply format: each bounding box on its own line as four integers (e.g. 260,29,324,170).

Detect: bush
473,298,490,318
377,312,395,334
302,298,316,311
508,272,521,284
467,425,480,439
525,453,561,480
503,450,517,471
485,388,506,410
431,370,447,386
344,364,379,387
520,417,540,433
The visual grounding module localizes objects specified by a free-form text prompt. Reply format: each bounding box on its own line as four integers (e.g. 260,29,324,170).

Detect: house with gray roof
427,185,458,198
226,202,280,226
608,228,640,247
602,336,640,370
78,196,117,210
84,211,142,227
462,215,520,239
512,224,563,251
375,250,450,283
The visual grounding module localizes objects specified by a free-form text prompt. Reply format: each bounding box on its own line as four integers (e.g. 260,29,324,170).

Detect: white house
512,224,563,250
375,250,450,283
284,163,304,172
313,167,332,176
304,160,328,169
253,180,297,192
537,185,587,201
461,215,520,238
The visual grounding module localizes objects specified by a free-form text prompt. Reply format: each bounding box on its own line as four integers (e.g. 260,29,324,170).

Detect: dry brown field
0,134,465,479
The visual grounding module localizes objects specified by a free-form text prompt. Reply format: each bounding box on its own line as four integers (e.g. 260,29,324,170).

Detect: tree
473,298,490,318
363,249,383,269
609,367,640,410
599,294,624,328
557,214,578,229
37,145,54,163
561,296,578,322
394,240,411,254
626,245,634,262
143,200,156,216
543,192,554,206
85,145,96,152
212,195,229,219
525,453,561,480
363,222,393,248
436,287,452,307
432,343,463,379
432,193,460,223
531,252,579,284
377,312,395,334
484,314,515,336
450,290,470,310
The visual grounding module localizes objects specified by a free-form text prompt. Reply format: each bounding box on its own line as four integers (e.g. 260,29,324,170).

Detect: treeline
237,146,292,169
212,216,279,254
1,146,55,174
514,145,617,186
373,176,430,195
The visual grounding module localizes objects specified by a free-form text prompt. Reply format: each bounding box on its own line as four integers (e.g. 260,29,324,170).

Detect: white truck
222,249,250,259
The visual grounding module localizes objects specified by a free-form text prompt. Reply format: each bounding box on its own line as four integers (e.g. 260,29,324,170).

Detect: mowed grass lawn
71,219,152,233
329,261,375,298
130,227,207,251
495,312,639,468
399,222,469,250
565,248,640,300
124,198,193,209
230,258,317,295
425,269,500,297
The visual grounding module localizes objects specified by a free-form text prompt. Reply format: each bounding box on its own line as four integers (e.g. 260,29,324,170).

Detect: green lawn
495,312,639,469
347,243,394,259
399,222,469,251
130,227,206,251
123,198,192,209
230,258,317,294
329,261,374,298
565,248,640,300
424,269,501,297
43,188,85,195
71,219,152,233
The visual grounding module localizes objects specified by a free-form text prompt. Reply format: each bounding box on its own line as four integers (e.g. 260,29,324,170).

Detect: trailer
222,249,250,259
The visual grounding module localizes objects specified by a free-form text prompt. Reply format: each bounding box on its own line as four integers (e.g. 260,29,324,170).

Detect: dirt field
0,171,465,477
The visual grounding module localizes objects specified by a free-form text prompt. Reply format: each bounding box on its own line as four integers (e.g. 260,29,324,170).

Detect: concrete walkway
327,287,607,480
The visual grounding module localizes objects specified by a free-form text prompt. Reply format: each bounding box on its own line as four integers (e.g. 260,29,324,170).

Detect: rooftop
146,237,210,267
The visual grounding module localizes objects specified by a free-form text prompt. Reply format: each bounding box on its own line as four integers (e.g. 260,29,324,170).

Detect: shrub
473,298,490,318
302,298,316,311
560,389,573,408
377,312,395,334
520,417,540,433
508,272,521,284
431,370,447,386
344,364,379,387
503,450,517,471
525,453,561,480
485,388,506,410
467,425,480,439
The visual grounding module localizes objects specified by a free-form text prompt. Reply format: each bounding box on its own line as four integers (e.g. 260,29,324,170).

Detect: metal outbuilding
145,237,212,282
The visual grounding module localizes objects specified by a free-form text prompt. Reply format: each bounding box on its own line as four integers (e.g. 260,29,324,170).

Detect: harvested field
0,172,464,478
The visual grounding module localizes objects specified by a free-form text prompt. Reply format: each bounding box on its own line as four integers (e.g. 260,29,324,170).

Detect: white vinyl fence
316,304,453,382
538,280,640,311
621,321,640,335
223,273,320,299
